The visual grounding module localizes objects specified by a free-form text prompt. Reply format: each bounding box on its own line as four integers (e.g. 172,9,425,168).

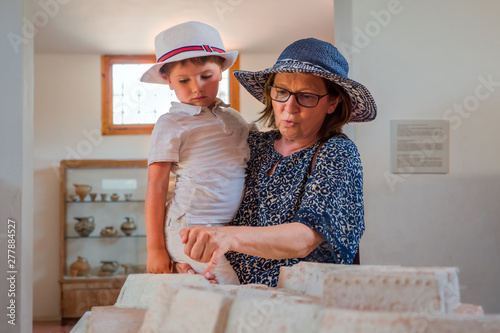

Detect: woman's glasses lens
269,86,323,108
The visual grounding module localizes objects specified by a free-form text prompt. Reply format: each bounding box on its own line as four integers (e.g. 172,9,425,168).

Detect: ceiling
34,0,335,55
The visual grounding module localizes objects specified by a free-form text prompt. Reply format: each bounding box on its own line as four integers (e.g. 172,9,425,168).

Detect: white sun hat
140,21,238,84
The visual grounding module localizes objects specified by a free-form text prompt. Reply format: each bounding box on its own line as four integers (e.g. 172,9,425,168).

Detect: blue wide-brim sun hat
233,38,376,123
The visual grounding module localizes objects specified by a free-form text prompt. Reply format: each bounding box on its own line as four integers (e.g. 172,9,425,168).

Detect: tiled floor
33,321,75,333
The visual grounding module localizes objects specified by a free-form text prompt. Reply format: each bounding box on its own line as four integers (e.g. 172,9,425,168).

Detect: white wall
0,0,34,332
340,0,500,313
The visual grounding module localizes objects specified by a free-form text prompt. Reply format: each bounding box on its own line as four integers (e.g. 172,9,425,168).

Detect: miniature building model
71,263,500,333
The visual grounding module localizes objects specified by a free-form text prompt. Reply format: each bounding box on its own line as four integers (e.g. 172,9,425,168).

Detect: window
101,55,240,135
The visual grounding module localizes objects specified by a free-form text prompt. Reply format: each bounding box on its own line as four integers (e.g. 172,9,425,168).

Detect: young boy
141,21,249,284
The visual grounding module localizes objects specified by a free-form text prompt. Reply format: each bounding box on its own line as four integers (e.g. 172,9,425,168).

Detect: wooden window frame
101,54,240,136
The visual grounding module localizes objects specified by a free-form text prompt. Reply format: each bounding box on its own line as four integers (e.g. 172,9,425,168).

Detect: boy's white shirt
148,98,251,225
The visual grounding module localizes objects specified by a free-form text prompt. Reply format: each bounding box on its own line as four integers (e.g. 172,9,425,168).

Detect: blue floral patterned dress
226,130,365,287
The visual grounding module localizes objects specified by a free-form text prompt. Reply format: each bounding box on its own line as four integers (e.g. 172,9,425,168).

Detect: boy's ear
161,73,174,89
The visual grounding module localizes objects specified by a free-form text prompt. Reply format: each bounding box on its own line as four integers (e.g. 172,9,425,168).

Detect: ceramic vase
100,261,119,275
120,217,136,236
100,226,117,237
73,184,92,201
74,216,95,237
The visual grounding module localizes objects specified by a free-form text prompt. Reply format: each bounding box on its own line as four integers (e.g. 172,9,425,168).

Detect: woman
177,38,377,287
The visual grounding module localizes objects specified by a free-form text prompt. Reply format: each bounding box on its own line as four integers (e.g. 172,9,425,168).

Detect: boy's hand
147,248,172,274
173,262,219,284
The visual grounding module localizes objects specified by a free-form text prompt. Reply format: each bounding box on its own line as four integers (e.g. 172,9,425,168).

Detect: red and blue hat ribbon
157,45,226,63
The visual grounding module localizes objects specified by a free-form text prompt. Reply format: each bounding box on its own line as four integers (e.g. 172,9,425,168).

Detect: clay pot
69,256,90,277
74,216,95,237
100,261,119,274
121,263,146,275
100,226,117,237
110,193,119,201
73,184,92,201
120,217,136,236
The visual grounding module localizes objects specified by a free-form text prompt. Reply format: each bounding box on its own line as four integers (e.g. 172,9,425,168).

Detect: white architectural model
71,263,500,333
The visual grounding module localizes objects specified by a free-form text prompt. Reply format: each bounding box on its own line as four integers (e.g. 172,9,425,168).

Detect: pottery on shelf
121,263,132,275
120,217,136,236
73,184,92,201
100,193,108,201
121,263,147,275
89,193,97,201
69,256,90,277
131,264,146,273
110,193,119,201
100,261,119,276
74,216,95,237
124,193,132,201
100,226,117,237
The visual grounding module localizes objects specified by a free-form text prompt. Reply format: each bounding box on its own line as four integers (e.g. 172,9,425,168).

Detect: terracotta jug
69,256,90,277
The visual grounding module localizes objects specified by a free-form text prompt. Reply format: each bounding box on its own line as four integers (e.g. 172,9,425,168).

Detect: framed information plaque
391,120,449,174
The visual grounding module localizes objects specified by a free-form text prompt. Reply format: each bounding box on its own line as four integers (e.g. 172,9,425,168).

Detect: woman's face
272,73,339,143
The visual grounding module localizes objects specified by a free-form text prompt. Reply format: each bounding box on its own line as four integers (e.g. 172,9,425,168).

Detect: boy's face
163,60,222,109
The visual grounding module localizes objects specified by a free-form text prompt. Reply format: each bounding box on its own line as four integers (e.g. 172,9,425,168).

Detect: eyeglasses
268,86,330,108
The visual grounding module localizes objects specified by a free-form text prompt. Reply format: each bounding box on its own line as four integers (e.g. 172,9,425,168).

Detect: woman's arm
295,139,365,264
179,222,325,277
145,162,172,273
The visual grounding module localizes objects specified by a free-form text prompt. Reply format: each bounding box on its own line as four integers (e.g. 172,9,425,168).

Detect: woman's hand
179,223,324,278
179,226,233,279
147,248,172,274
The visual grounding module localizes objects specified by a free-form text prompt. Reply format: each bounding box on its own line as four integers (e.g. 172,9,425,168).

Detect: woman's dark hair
159,56,225,77
259,73,353,139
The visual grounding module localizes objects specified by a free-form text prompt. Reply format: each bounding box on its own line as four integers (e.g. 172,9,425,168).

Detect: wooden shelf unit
58,159,148,322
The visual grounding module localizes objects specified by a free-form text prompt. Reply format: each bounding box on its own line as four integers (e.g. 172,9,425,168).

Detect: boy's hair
159,56,225,78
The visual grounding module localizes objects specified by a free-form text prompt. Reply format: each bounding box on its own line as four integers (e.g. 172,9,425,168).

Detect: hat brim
234,60,377,123
140,51,239,84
